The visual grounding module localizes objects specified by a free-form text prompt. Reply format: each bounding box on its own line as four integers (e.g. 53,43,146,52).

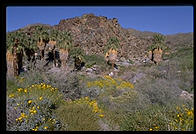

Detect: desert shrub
14,65,83,101
56,97,104,131
16,69,48,89
86,75,134,98
120,104,169,131
120,103,194,131
84,54,107,68
167,104,194,131
7,83,64,131
86,75,149,114
45,72,83,100
136,77,182,106
6,76,20,93
81,87,101,99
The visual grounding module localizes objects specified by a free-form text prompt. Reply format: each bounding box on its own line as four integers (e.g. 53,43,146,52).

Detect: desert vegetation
6,14,193,131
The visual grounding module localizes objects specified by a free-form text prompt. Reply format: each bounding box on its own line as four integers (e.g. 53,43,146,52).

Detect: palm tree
104,37,119,69
147,34,167,64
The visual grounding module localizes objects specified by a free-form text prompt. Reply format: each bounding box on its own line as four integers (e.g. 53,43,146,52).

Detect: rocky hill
53,13,153,61
165,32,193,50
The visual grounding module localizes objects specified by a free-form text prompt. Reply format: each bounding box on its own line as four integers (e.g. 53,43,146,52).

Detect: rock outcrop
54,13,152,61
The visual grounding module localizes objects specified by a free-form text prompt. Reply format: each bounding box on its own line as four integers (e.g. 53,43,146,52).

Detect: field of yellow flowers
7,71,194,131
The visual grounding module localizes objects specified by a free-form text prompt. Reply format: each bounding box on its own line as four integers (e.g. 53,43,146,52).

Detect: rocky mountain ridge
9,13,193,62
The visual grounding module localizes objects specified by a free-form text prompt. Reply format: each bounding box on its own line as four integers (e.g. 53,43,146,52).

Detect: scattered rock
120,57,126,62
179,90,193,100
109,72,114,77
86,68,93,73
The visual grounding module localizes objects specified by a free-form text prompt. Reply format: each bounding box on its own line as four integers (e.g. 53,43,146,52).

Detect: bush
7,83,64,131
55,97,103,131
120,103,194,131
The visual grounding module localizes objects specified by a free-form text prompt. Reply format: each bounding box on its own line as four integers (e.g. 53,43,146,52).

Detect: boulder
179,90,193,100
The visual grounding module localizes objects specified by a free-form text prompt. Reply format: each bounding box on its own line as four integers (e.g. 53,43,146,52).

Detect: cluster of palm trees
6,25,73,76
6,25,167,77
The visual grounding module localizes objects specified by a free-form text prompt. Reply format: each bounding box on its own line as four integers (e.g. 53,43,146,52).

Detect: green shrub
56,98,102,131
120,103,194,131
84,54,107,68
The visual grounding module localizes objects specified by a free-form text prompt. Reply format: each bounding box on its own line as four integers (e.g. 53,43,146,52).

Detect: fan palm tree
104,37,119,69
147,34,166,64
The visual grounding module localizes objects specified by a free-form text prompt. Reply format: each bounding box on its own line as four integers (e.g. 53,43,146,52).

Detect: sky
6,6,193,35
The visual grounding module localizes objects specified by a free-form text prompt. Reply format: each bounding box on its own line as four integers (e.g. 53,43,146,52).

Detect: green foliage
6,25,73,54
147,34,167,51
55,30,73,50
104,37,120,53
84,54,106,68
69,47,85,59
120,104,194,131
56,101,101,131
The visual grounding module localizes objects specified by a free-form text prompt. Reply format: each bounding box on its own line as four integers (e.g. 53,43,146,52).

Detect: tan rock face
152,48,163,64
59,49,69,68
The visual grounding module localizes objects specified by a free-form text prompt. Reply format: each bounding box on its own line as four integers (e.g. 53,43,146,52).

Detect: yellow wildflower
21,113,27,118
8,94,14,98
24,89,28,93
44,126,48,130
28,100,32,104
85,96,89,100
187,111,193,116
46,85,51,88
149,128,153,131
32,128,38,131
39,96,43,101
17,88,23,92
99,114,104,118
33,110,37,114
